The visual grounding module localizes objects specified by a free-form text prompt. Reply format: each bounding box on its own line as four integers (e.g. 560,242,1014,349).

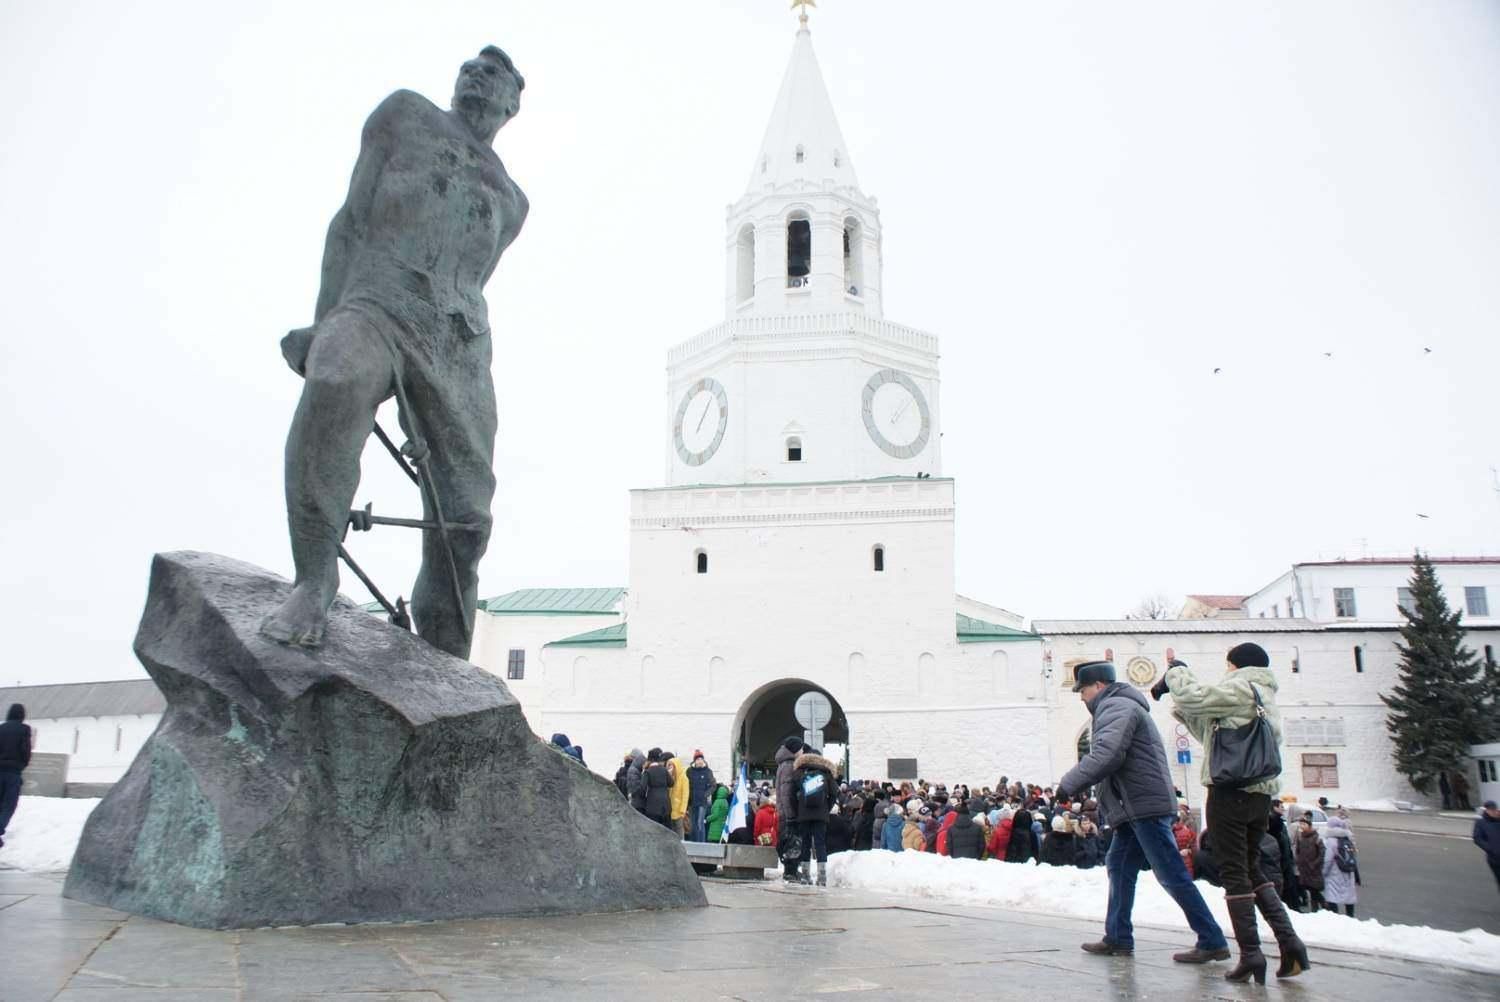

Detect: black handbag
1208,683,1282,788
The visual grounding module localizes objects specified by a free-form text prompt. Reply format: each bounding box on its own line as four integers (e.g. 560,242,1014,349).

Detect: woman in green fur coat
705,785,731,842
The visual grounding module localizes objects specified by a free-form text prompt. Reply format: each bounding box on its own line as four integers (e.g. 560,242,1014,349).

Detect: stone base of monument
63,551,706,929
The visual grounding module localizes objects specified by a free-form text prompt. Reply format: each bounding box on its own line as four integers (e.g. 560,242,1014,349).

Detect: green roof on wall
956,612,1041,643
547,622,629,648
479,587,625,615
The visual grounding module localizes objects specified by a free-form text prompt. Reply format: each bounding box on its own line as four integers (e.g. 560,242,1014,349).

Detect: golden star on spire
792,0,816,28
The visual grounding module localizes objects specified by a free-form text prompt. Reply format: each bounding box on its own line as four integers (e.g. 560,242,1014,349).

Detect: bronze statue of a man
261,47,528,659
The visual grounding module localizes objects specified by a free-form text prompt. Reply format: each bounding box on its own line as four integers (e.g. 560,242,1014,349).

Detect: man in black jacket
1058,663,1229,965
775,737,804,882
792,747,838,885
946,801,986,859
0,704,32,848
1475,800,1500,895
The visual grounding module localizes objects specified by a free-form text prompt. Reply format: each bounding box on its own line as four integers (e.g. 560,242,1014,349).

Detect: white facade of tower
475,18,1047,785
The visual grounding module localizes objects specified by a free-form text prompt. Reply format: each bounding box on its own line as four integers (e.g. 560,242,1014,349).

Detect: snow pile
1345,798,1420,813
0,797,98,872
827,850,1500,975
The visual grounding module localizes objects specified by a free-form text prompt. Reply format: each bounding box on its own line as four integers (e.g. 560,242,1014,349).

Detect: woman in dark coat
852,797,876,851
1006,809,1036,863
642,749,674,829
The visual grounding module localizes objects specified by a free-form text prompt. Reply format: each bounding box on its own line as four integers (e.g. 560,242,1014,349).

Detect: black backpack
1333,837,1357,874
799,770,830,813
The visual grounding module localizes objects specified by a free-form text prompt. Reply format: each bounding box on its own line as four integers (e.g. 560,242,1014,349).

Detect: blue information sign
1177,750,1192,765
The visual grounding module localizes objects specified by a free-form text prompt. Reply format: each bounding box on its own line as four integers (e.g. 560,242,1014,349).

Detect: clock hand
890,398,910,425
695,398,713,433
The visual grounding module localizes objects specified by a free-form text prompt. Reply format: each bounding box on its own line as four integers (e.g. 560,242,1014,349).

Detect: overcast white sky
3,1,1498,686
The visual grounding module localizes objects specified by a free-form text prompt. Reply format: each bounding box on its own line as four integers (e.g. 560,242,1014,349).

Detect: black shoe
1173,946,1231,964
1081,940,1133,956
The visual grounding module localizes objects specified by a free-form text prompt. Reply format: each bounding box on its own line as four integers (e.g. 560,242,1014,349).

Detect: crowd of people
600,739,1366,907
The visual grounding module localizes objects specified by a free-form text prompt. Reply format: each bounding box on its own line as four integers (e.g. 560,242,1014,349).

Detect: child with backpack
1321,815,1360,917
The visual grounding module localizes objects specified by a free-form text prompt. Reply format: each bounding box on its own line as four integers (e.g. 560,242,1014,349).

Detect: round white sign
1175,736,1191,751
794,691,833,731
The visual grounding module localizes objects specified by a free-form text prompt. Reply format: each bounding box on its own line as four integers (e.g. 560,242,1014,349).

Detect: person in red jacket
987,808,1015,859
935,808,959,855
753,798,780,848
1173,808,1197,878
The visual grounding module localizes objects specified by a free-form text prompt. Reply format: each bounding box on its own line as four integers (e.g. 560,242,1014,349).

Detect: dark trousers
1206,786,1272,896
799,820,829,864
1487,858,1500,894
0,771,21,836
1326,902,1355,917
782,819,800,877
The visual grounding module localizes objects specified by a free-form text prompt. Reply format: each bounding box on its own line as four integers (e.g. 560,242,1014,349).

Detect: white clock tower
505,11,1047,787
665,14,942,487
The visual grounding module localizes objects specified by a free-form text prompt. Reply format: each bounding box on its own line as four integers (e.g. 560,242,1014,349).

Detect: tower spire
792,0,816,32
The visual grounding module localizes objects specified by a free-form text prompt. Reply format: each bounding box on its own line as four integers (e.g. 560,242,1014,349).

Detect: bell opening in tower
843,217,863,296
786,215,811,286
735,224,755,303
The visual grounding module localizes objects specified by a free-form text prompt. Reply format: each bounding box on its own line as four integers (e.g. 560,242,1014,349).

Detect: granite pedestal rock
63,551,705,929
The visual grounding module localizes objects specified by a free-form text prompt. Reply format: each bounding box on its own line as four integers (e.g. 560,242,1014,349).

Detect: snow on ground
8,797,1495,975
0,797,99,873
1345,798,1420,812
827,849,1500,975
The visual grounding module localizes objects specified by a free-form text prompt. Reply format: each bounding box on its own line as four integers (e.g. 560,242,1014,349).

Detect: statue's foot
259,580,333,648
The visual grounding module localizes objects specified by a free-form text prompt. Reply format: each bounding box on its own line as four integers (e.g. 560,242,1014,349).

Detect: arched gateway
731,678,849,782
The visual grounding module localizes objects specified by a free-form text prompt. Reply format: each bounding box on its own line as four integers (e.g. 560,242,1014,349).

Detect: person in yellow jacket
1153,642,1310,984
667,751,691,837
901,806,929,851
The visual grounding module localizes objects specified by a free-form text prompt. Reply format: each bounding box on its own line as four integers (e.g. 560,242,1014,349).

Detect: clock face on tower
861,368,931,459
673,377,729,466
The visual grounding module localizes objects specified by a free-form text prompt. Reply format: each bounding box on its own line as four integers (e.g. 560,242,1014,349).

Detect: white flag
723,762,751,842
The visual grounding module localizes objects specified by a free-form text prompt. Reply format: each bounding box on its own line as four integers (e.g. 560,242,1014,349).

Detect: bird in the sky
1423,347,1432,354
1213,367,1221,374
1323,352,1333,358
1416,513,1430,519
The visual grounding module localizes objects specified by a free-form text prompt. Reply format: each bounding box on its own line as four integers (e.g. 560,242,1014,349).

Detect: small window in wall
1466,586,1489,617
1353,646,1364,673
786,436,803,462
1334,587,1357,618
1291,646,1301,673
72,728,80,754
873,545,885,572
1272,603,1280,618
114,726,122,752
1479,759,1498,783
1486,644,1496,665
795,144,805,164
696,550,709,574
1286,596,1295,617
1302,753,1340,788
1397,587,1416,616
507,648,525,680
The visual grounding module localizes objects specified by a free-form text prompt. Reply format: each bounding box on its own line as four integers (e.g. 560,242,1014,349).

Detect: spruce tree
1380,552,1487,793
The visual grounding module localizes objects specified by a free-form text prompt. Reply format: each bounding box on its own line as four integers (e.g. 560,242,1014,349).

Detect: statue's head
452,46,524,138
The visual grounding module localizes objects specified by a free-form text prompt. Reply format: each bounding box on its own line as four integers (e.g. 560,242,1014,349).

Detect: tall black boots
1254,882,1312,978
1224,894,1267,984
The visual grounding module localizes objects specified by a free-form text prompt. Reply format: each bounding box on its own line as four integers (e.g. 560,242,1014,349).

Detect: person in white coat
1320,816,1359,917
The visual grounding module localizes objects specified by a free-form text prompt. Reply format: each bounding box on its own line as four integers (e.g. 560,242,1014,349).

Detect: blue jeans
1104,815,1226,951
689,803,709,843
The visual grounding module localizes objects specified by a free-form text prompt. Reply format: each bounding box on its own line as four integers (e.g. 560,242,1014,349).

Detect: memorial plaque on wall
887,757,918,780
